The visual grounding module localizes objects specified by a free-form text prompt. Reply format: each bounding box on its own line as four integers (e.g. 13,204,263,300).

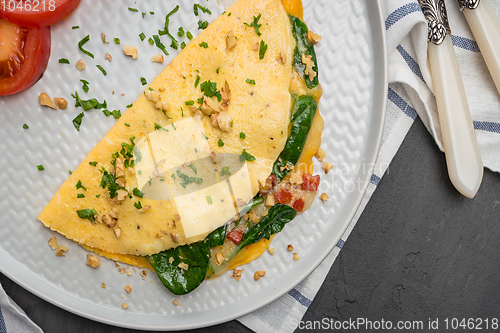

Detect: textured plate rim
0,0,387,330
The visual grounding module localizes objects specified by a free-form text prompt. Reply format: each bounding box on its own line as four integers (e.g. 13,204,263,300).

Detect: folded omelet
38,0,298,256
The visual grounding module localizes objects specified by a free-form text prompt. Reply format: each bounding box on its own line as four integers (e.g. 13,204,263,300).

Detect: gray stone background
2,117,499,332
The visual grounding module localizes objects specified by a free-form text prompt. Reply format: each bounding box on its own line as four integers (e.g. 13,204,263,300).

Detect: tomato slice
0,18,50,96
0,0,80,27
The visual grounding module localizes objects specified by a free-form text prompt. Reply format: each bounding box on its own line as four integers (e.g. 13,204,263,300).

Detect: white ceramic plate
0,0,386,330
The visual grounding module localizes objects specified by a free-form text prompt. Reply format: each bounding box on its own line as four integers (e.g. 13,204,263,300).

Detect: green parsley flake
89,161,98,166
259,40,268,59
125,123,130,127
153,34,169,55
72,92,107,111
69,170,73,175
72,25,79,29
126,103,133,108
181,42,186,49
198,20,209,30
78,35,94,58
239,149,256,162
77,194,85,198
114,37,120,44
187,31,193,40
142,12,146,19
140,77,147,85
133,188,144,198
134,201,143,210
23,124,29,129
220,166,231,176
185,100,194,105
150,11,154,15
59,58,70,64
206,196,212,204
177,27,185,37
240,132,246,139
195,75,201,88
128,7,138,12
194,4,212,16
246,79,256,85
72,112,84,131
218,138,224,147
76,180,87,191
199,41,208,48
189,163,198,174
96,64,107,76
80,79,89,93
139,32,146,41
244,14,262,36
77,208,98,222
37,164,44,171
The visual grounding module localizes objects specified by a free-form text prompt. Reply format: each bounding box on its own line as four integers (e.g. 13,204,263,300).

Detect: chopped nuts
122,303,129,310
101,282,106,289
123,45,138,59
102,214,117,228
86,254,101,268
220,80,231,111
201,95,221,115
242,213,249,222
115,177,126,188
217,111,233,132
307,30,321,45
315,147,326,162
231,268,244,281
113,226,122,239
38,93,56,109
75,59,86,71
287,244,294,252
320,193,329,202
265,193,276,207
151,54,164,63
173,299,179,306
118,267,127,274
293,252,300,261
124,285,132,294
138,204,151,213
302,54,317,81
170,233,180,243
277,51,287,64
105,52,112,62
252,42,259,51
100,32,108,44
267,247,275,255
290,172,303,185
55,246,68,257
48,236,58,249
253,270,266,281
178,263,189,270
322,162,333,174
140,270,147,280
116,190,128,202
226,30,237,50
115,157,125,178
211,112,219,128
247,211,260,224
54,97,68,109
215,252,225,265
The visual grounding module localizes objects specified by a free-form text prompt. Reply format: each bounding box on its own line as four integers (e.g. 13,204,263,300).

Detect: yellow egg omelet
38,0,299,258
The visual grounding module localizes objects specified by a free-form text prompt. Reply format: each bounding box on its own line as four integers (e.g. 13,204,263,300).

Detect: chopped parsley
206,196,212,204
220,166,231,176
199,41,208,48
200,80,221,101
259,40,268,59
37,164,44,171
189,163,198,174
58,58,70,64
72,25,79,29
125,123,130,127
134,201,143,210
96,64,107,76
80,79,89,93
148,37,154,45
72,112,84,131
239,149,256,162
240,132,246,139
78,35,94,58
218,138,224,147
158,5,180,50
194,4,211,16
140,77,147,85
150,11,154,15
114,37,120,44
154,123,164,130
244,14,262,36
77,194,85,198
89,161,98,166
133,188,144,198
76,180,87,191
197,20,209,30
128,7,138,12
139,32,146,41
77,208,98,222
152,34,169,55
23,124,29,129
142,12,146,19
126,103,133,108
246,79,256,85
176,169,203,188
72,92,107,111
178,27,185,37
187,31,193,40
194,75,201,88
185,100,194,105
102,109,121,119
216,68,220,74
69,170,73,175
181,42,186,49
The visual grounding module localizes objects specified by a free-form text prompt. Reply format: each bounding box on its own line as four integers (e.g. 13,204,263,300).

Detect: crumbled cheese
252,42,259,51
253,270,266,281
126,270,132,276
226,30,237,50
75,59,86,71
315,147,326,162
48,236,58,249
242,213,249,221
287,244,294,252
231,268,244,281
54,97,68,110
151,54,164,63
301,54,317,81
144,89,161,102
322,162,333,174
220,80,231,111
307,30,321,45
86,254,101,268
55,245,68,257
320,193,329,202
38,93,56,109
123,45,138,59
124,285,132,294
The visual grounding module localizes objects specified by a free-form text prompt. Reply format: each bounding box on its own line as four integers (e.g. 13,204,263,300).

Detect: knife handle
427,35,483,198
462,0,500,96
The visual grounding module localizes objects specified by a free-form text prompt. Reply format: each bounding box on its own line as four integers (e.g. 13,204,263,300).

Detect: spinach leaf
273,95,317,180
209,225,227,247
149,238,210,295
290,15,319,89
238,204,296,249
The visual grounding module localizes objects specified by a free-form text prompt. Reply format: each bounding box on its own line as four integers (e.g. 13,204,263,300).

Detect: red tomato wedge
0,18,50,96
0,0,80,27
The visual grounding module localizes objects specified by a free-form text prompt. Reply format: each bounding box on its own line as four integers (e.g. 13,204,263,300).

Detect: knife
458,0,500,96
418,0,483,198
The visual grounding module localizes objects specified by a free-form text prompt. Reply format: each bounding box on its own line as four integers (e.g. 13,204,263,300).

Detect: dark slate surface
1,117,499,332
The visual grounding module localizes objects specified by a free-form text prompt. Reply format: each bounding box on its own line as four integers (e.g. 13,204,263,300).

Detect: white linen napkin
239,0,500,332
2,1,500,332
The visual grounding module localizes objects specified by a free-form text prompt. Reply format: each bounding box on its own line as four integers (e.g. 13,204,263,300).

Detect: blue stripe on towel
288,288,312,307
451,35,480,52
336,239,345,249
370,174,381,186
0,307,7,333
385,3,422,30
397,45,426,83
388,87,418,120
474,120,500,134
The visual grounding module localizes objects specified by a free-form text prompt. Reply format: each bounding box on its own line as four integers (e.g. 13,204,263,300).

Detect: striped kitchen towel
0,284,42,333
239,0,500,332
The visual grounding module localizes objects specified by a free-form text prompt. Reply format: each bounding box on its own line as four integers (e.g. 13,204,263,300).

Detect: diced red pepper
227,229,245,245
301,174,320,191
275,189,293,204
293,198,305,212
